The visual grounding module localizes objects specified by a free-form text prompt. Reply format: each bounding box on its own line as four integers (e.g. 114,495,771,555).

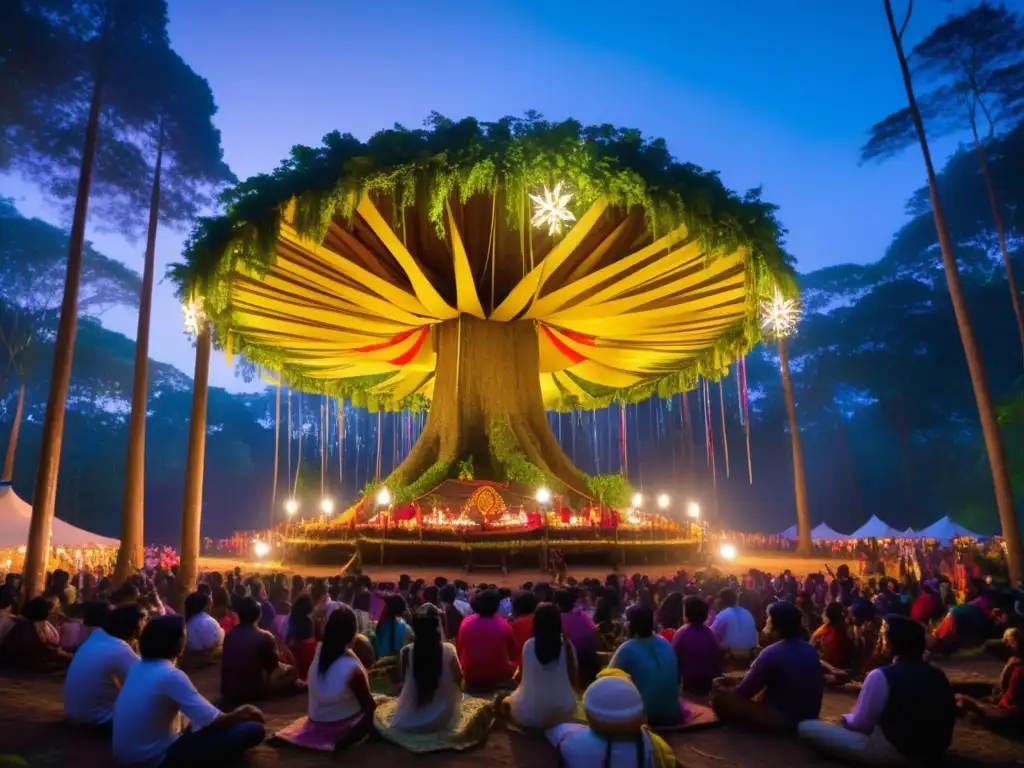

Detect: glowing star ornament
530,182,576,236
760,287,800,338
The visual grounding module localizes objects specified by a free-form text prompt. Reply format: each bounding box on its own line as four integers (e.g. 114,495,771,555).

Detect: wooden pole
173,326,212,612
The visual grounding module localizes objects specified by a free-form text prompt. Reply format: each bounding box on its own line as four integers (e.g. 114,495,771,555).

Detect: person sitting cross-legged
65,603,144,730
182,591,224,667
956,627,1023,734
505,602,579,729
609,604,681,728
800,615,956,765
220,596,297,707
711,588,758,669
457,589,517,692
112,615,266,767
672,595,722,696
711,601,823,733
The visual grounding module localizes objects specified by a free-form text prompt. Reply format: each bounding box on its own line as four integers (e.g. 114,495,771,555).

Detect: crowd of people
1,559,1022,766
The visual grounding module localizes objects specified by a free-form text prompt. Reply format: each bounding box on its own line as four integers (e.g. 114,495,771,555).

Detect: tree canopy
174,113,795,412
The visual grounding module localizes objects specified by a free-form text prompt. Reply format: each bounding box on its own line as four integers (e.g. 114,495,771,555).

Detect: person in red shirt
910,584,943,625
957,628,1023,730
811,602,854,670
457,590,516,691
509,591,538,665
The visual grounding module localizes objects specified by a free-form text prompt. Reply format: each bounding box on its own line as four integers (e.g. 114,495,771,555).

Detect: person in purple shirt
247,578,277,631
711,601,823,733
672,595,722,695
556,589,599,683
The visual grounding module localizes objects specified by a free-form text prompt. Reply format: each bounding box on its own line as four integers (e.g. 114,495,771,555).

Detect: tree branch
899,0,914,42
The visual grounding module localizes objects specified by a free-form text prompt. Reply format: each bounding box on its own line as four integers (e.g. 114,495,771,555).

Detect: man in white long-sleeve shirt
799,615,955,765
710,588,757,658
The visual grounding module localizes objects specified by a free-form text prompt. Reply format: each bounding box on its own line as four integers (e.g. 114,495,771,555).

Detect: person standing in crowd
112,616,266,766
800,615,955,764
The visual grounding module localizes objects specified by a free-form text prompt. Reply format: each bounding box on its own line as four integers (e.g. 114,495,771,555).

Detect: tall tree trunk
173,326,212,612
970,125,1024,365
114,128,163,585
885,0,1023,582
270,381,281,528
778,337,811,555
22,67,105,600
2,379,26,481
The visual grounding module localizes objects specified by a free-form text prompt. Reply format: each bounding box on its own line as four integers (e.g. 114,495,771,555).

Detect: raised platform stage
280,526,700,574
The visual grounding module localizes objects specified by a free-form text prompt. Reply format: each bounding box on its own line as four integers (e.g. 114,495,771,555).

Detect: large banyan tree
175,114,795,509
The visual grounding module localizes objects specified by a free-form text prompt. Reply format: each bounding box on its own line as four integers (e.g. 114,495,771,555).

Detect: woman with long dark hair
505,603,578,729
386,604,462,731
373,594,411,659
286,595,317,683
275,605,376,752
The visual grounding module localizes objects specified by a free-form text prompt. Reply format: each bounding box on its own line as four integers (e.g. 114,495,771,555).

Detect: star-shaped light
760,287,800,338
182,297,205,337
530,182,576,236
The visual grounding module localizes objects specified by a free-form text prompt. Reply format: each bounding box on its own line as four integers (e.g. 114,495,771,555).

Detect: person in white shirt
506,603,578,729
184,592,225,653
65,603,143,728
112,615,265,766
711,588,758,660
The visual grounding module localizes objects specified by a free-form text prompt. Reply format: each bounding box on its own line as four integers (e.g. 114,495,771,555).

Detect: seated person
220,597,297,707
183,591,225,660
285,602,318,684
811,602,854,670
800,615,955,764
112,615,266,766
66,604,144,728
656,592,684,643
210,586,238,634
609,605,680,728
372,594,412,659
672,595,722,696
711,588,758,666
509,590,538,665
711,601,823,733
505,603,578,729
557,589,600,684
0,595,71,671
957,628,1023,731
545,669,677,768
457,589,517,691
275,606,377,751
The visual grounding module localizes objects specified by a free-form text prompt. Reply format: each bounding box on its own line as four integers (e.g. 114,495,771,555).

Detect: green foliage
390,458,452,505
172,112,795,405
456,456,474,481
584,473,633,509
487,418,559,490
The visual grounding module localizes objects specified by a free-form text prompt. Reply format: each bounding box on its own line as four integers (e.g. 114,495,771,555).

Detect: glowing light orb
253,540,270,558
657,493,670,510
632,493,644,508
530,182,576,236
719,543,737,561
284,498,299,515
535,487,552,505
760,287,800,338
320,498,334,515
182,298,205,336
376,487,392,506
687,501,701,519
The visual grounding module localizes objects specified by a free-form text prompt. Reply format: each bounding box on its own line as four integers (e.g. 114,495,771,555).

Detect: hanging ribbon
741,356,752,484
619,403,628,478
704,378,717,494
701,378,710,466
718,379,730,478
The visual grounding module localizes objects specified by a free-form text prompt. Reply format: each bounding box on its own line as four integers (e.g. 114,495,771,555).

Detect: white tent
847,515,901,540
915,515,986,543
0,481,119,548
780,522,848,540
900,527,916,537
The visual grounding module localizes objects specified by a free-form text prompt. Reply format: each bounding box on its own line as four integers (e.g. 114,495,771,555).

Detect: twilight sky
5,0,1018,392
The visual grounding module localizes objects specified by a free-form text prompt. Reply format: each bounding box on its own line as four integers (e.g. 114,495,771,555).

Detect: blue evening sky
4,0,1017,392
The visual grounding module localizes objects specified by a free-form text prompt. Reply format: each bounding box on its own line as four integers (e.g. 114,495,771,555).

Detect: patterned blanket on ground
373,695,496,753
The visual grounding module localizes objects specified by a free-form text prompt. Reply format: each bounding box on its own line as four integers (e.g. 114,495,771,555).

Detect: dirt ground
199,551,854,585
2,653,1021,768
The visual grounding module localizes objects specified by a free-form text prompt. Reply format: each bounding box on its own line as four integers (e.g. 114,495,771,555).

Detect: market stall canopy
901,527,916,537
846,515,901,540
0,482,119,548
915,516,987,543
779,525,797,539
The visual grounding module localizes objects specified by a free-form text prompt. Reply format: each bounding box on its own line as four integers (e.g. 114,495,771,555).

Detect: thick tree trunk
2,380,26,481
885,0,1023,583
114,129,163,585
270,381,281,528
22,69,105,600
972,132,1024,365
173,326,212,612
778,337,812,556
387,317,587,494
